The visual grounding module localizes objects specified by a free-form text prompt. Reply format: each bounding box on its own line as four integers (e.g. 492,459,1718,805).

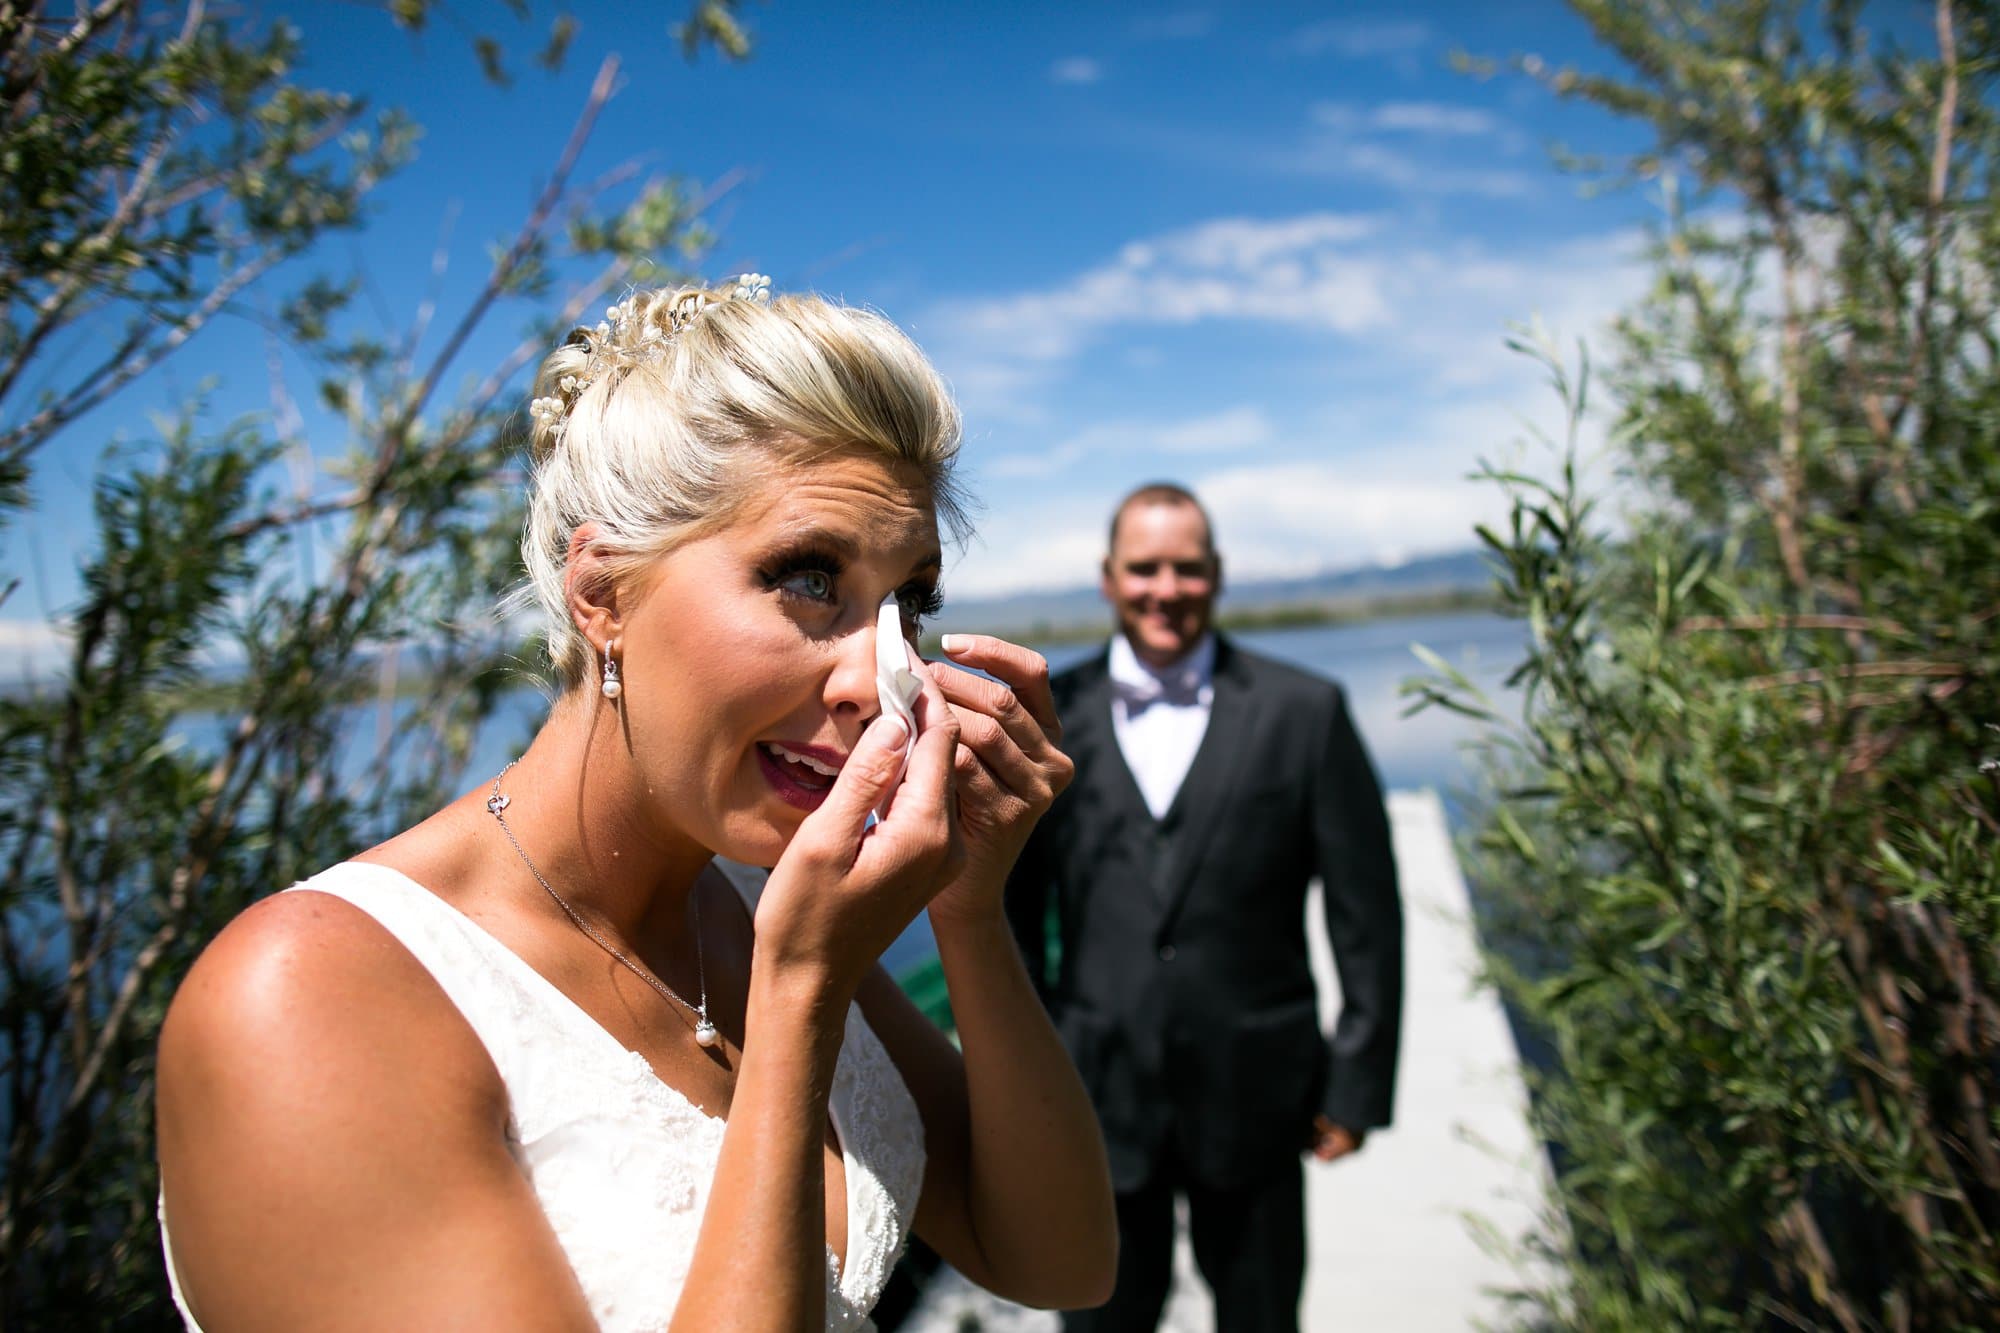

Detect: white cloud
1157,405,1273,453
1286,19,1432,58
947,500,1113,597
1049,57,1102,85
0,617,71,683
948,450,1511,598
1270,103,1533,195
1387,102,1497,136
985,405,1275,479
929,218,1656,598
1390,228,1654,391
1132,11,1213,41
1370,101,1500,136
954,369,1633,599
933,213,1390,385
1196,463,1502,575
1312,141,1535,198
1079,95,1531,201
1313,101,1502,137
930,214,1648,422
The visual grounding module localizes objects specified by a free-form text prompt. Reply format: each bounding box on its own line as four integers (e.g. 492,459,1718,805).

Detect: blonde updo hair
520,280,966,689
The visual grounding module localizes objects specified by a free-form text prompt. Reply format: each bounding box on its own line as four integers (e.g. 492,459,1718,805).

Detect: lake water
424,609,1525,974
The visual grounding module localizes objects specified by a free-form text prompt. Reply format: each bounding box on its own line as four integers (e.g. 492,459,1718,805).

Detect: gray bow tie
1116,670,1203,713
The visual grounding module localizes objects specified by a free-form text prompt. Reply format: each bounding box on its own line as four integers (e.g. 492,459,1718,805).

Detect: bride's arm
861,639,1118,1311
858,922,1118,1312
155,892,599,1332
668,693,963,1330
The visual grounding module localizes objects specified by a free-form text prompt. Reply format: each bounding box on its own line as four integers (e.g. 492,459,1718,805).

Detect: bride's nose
825,616,880,721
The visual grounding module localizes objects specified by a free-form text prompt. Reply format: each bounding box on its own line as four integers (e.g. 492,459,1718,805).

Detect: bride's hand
753,671,964,999
925,634,1073,924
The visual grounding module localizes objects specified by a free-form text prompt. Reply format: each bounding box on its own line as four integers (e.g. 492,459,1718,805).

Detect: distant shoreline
9,590,1502,706
920,586,1499,653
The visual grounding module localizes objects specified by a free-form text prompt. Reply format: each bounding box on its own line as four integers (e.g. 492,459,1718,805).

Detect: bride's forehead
732,455,939,541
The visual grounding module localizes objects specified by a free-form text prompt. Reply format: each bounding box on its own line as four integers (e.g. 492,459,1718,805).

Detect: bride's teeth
767,743,837,777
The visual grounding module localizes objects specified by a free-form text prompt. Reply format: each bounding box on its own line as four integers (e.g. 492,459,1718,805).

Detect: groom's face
1101,500,1220,670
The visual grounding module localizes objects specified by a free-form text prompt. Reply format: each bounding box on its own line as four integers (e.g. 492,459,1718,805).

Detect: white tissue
874,592,923,814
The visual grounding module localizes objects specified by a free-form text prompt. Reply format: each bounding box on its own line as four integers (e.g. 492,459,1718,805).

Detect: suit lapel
1155,637,1260,935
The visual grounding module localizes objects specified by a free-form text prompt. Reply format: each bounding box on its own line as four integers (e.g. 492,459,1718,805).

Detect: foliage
1421,1,2000,1328
0,1,748,1322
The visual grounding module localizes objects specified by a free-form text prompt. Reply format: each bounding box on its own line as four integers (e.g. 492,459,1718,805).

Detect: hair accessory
530,276,774,438
600,646,622,700
487,763,719,1047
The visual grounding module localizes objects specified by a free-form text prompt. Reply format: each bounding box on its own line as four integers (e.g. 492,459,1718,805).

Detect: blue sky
4,1,1663,671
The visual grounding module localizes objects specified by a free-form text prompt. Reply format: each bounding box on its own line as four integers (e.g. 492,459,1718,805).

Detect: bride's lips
756,740,847,811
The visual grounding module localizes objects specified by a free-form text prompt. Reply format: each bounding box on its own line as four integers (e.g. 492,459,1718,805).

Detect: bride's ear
564,523,623,649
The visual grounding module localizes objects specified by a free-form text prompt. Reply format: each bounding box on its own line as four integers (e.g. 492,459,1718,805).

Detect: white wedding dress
159,859,926,1332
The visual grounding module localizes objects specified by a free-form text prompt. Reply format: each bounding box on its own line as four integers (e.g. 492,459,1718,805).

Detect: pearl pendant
601,677,622,700
694,1016,720,1048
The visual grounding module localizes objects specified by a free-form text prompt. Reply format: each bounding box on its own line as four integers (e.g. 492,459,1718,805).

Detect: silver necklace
486,762,719,1048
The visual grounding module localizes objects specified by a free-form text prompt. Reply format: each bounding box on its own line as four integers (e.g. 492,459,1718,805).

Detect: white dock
903,789,1551,1332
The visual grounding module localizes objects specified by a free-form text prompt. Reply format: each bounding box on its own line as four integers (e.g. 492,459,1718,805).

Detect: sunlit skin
1100,499,1221,670
598,453,947,874
154,448,1117,1330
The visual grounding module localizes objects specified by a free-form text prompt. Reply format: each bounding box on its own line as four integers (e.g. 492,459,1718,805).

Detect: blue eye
758,547,847,609
783,568,836,602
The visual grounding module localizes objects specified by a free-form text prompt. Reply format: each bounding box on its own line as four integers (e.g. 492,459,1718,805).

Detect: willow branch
60,710,264,1120
141,107,360,219
1888,0,1961,503
1772,217,1810,594
1678,614,1906,636
367,53,621,490
1747,661,1962,692
0,244,286,466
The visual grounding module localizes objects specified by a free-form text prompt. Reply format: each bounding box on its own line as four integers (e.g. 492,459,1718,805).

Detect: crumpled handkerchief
875,591,924,815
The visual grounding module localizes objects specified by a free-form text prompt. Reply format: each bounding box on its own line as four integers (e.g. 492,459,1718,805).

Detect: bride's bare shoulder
158,883,503,1130
155,882,596,1328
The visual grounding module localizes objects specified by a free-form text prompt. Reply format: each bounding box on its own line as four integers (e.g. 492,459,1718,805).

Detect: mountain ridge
936,547,1493,637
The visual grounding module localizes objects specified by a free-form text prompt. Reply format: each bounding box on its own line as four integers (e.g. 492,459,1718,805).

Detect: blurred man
1007,482,1403,1333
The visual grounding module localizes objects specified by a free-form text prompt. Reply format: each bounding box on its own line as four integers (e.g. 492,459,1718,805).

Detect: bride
154,279,1117,1330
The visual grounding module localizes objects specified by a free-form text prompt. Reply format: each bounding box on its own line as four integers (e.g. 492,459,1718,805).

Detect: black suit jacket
1006,635,1403,1193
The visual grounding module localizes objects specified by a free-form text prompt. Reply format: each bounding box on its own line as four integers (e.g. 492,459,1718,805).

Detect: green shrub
1422,2,2000,1327
0,4,746,1321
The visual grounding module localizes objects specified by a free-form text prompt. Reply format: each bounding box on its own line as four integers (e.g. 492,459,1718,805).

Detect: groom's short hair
1106,481,1218,560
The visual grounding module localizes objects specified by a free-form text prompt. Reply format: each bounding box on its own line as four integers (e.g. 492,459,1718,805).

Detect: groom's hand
1308,1115,1364,1163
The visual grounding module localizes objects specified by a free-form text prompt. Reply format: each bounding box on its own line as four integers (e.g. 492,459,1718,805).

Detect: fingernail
873,715,908,748
940,634,969,654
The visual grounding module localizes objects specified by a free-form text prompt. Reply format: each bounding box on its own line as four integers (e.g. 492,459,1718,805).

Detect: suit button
1158,945,1177,962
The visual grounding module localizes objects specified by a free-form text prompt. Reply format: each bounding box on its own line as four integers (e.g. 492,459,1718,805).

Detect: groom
1006,482,1403,1332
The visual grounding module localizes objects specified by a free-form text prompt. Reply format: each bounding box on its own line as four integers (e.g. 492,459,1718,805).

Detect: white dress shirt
1107,632,1216,819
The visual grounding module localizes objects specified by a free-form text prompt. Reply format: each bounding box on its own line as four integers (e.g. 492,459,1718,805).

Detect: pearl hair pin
528,276,773,445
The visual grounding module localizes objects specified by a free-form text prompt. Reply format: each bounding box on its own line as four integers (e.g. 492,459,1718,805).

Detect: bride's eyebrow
766,521,941,578
766,522,859,559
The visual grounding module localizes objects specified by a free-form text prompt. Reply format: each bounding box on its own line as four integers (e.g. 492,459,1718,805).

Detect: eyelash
759,548,944,631
900,583,945,628
761,549,843,604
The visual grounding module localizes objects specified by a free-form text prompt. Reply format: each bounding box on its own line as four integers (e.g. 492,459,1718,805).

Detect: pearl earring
600,647,623,700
